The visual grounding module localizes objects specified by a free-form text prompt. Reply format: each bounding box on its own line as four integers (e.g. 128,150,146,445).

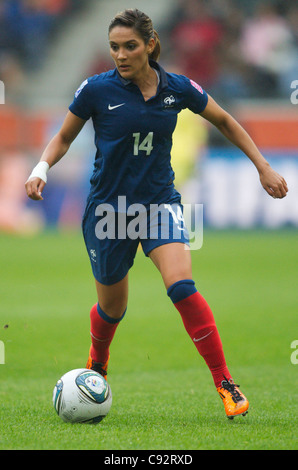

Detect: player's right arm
25,111,86,201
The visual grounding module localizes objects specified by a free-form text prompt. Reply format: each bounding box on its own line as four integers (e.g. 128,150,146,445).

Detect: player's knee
167,279,197,303
98,300,127,320
97,301,127,322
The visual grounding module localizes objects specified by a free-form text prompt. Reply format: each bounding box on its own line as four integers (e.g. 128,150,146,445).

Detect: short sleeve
182,76,208,114
69,78,93,121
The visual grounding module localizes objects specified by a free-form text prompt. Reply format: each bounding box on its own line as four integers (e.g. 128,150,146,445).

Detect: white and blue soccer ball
53,368,112,423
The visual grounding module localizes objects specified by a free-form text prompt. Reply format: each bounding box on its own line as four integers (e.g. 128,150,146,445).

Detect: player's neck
132,65,158,101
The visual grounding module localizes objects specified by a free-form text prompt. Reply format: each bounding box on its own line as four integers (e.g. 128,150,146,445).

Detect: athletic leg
149,242,249,418
82,203,138,375
87,275,128,374
95,274,128,319
148,242,192,289
149,243,231,387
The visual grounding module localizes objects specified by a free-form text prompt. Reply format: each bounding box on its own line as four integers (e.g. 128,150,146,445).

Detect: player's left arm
200,94,288,199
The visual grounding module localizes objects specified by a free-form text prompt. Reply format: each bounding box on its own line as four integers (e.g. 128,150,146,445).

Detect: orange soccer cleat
217,376,249,419
86,348,110,380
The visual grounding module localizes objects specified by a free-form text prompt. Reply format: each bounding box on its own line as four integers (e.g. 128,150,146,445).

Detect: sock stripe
90,332,110,343
96,302,126,324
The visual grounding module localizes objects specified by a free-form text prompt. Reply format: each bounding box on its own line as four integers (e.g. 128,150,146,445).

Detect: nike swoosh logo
108,103,125,110
193,330,213,342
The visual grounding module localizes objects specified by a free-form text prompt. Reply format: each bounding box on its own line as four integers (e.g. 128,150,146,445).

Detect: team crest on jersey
162,93,176,109
90,249,97,263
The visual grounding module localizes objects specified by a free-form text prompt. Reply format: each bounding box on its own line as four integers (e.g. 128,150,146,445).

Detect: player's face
109,26,154,82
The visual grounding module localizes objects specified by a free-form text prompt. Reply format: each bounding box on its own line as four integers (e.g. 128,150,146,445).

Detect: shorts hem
142,239,189,257
92,269,129,286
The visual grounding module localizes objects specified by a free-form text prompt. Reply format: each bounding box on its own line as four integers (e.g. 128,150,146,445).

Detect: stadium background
0,0,297,232
0,0,297,451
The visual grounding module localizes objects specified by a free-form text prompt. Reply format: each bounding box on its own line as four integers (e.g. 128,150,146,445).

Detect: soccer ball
53,368,112,423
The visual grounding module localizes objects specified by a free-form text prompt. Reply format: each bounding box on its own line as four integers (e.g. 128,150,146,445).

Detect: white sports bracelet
27,161,50,183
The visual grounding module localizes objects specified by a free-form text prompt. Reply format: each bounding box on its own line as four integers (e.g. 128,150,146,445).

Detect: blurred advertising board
188,147,298,228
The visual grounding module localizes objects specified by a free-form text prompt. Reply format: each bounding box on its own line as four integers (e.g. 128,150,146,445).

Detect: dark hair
108,9,161,61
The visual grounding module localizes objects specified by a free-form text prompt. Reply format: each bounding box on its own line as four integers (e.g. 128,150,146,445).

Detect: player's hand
259,165,288,199
25,177,46,201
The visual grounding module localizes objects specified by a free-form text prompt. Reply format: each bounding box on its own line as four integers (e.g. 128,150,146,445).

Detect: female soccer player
25,9,288,419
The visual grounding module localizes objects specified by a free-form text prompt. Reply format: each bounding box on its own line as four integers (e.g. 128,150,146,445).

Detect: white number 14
133,132,154,156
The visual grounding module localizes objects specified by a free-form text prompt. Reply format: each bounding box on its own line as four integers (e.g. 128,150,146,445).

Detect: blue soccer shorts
82,200,190,285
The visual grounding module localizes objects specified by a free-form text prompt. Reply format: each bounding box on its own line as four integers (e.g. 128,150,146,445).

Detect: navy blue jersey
69,60,208,209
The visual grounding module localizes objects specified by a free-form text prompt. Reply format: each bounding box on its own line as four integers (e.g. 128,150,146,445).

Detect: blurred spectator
279,3,298,95
0,52,25,98
240,3,294,69
209,1,250,99
166,0,298,99
170,0,224,89
42,0,70,16
239,2,296,97
0,0,81,76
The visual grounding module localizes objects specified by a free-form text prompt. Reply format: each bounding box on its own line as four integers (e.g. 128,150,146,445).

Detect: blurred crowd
1,0,297,100
0,0,83,93
161,0,298,99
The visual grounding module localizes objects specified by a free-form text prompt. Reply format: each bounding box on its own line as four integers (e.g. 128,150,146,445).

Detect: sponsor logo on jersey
190,79,203,94
75,79,88,98
108,103,126,110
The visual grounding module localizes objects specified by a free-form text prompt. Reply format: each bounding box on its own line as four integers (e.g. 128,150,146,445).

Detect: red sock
89,303,125,364
168,281,231,387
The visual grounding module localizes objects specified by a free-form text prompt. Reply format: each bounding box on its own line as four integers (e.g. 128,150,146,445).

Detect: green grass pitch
0,229,297,450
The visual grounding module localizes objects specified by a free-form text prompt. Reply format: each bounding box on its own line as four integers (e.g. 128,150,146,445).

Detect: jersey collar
116,60,168,92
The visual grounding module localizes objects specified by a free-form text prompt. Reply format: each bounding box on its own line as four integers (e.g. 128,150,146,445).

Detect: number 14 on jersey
133,132,154,156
